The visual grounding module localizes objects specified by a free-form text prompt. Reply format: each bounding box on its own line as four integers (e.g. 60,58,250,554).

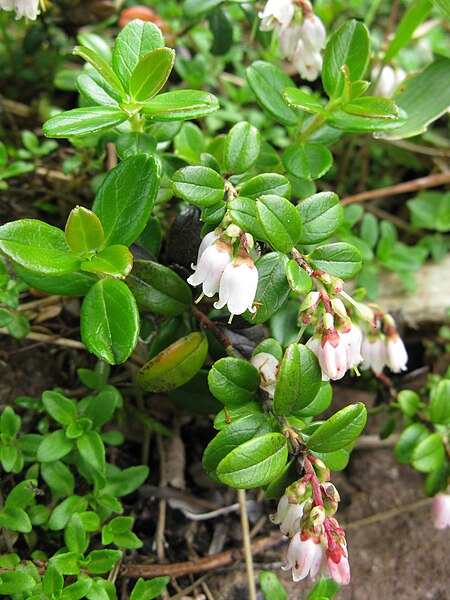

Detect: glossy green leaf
112,21,164,91
282,88,327,115
256,195,302,253
307,403,367,452
137,332,208,392
73,46,126,98
294,382,332,418
92,154,159,247
77,73,121,108
397,390,420,417
41,461,75,498
208,357,260,405
43,107,127,138
130,47,175,102
13,264,96,296
322,20,370,100
239,174,291,200
83,549,122,574
0,220,81,275
37,430,74,463
264,458,298,500
77,431,105,474
228,196,268,242
306,578,340,599
127,259,192,316
297,192,343,245
213,401,263,430
0,406,20,437
311,448,350,471
116,132,157,160
81,245,133,279
80,279,140,365
223,121,261,175
273,344,321,416
141,90,219,121
430,380,450,425
246,61,302,126
411,433,445,473
130,577,170,600
250,252,290,324
65,206,104,254
378,58,450,140
394,423,429,464
42,391,77,426
203,414,272,482
184,0,222,17
172,165,225,207
308,242,362,279
209,8,233,56
328,109,406,133
430,0,450,18
48,495,88,531
259,572,287,600
425,463,449,497
342,96,399,119
282,143,333,181
0,506,32,533
286,260,312,294
0,571,36,595
217,433,288,488
384,0,432,62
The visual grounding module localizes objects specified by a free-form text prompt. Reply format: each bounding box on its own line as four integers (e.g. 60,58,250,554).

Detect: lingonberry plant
0,0,449,598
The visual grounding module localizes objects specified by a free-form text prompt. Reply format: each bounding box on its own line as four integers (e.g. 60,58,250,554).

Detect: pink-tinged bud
187,240,232,297
270,493,305,537
310,505,326,526
361,335,387,374
330,276,344,294
300,291,321,314
258,0,294,32
326,543,351,585
385,334,408,373
283,533,325,581
214,252,259,316
432,493,450,530
331,298,347,319
339,323,363,370
250,352,279,396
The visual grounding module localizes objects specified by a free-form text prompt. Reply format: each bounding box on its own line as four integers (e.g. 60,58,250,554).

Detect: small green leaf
294,382,332,418
0,220,81,275
228,196,268,242
0,506,32,533
42,391,77,426
127,259,192,316
14,264,97,297
116,132,157,160
264,458,298,500
250,252,290,324
307,403,367,452
308,242,362,279
48,496,88,531
77,72,121,107
407,191,450,233
41,461,75,497
259,572,287,600
77,431,106,474
65,207,104,254
81,245,133,279
130,577,170,600
129,47,175,102
256,195,303,253
43,564,64,597
81,279,140,365
430,380,450,425
273,344,321,416
208,357,260,405
328,109,406,133
394,423,429,464
141,90,219,121
282,88,327,115
172,165,225,207
342,96,399,119
282,143,333,181
0,571,36,595
411,433,445,473
43,107,128,138
239,174,291,200
0,307,13,327
1,406,20,437
73,46,126,98
103,465,149,497
217,433,288,488
83,550,122,574
286,260,312,294
223,121,261,175
184,0,222,17
397,390,420,417
37,430,74,463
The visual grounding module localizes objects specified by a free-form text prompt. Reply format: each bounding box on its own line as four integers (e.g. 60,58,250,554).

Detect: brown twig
190,306,238,357
156,434,168,564
341,172,450,206
238,489,257,600
0,328,85,350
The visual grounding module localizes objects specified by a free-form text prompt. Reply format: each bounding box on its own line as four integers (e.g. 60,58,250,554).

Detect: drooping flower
187,239,232,298
432,493,450,530
301,13,327,52
259,0,294,32
360,335,387,374
339,323,363,370
283,533,325,582
250,352,279,397
307,314,348,381
385,334,408,373
324,541,351,585
213,250,258,316
270,492,307,537
0,0,42,19
292,40,323,81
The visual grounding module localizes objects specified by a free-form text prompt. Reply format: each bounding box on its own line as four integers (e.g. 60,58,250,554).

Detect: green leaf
127,259,192,316
264,458,298,500
48,496,88,530
377,58,450,140
141,90,219,121
394,423,429,464
43,107,128,138
208,357,260,405
397,390,420,417
5,480,36,509
384,0,432,62
92,154,159,247
81,245,133,279
112,21,164,91
246,61,302,126
172,165,225,207
0,571,36,595
411,433,445,473
407,191,450,233
256,195,302,253
306,578,340,600
83,549,122,574
308,242,362,279
80,279,140,365
430,380,450,425
239,174,291,201
130,577,170,600
228,196,268,242
0,445,19,472
1,406,20,437
184,0,222,17
79,511,101,532
322,20,370,100
307,403,367,452
43,564,64,597
65,207,104,254
73,46,126,98
311,448,350,471
282,143,333,181
342,96,399,119
430,0,450,18
42,391,77,426
14,264,97,296
129,47,175,102
259,572,287,600
208,8,233,56
203,414,272,482
0,220,81,275
223,121,261,175
0,506,32,533
296,192,343,245
216,433,288,489
103,465,149,497
273,344,321,416
282,88,327,115
137,332,208,392
0,307,12,327
116,132,157,160
41,461,75,497
251,252,290,324
77,431,106,474
286,260,312,294
327,109,406,133
425,463,449,497
37,430,74,463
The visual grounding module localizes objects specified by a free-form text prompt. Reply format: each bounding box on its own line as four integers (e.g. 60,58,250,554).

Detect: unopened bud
310,505,326,526
300,291,321,313
331,298,347,319
322,312,334,331
244,233,255,251
225,224,242,239
330,276,344,294
312,458,330,482
316,271,332,284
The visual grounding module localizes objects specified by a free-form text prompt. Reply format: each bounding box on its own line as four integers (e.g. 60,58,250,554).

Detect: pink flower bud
432,493,450,530
283,533,325,581
317,330,347,381
326,543,351,585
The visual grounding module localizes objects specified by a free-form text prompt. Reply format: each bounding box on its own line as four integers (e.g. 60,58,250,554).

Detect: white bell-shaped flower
251,352,279,396
259,0,294,32
386,335,408,373
0,0,41,19
214,252,258,316
301,14,327,51
292,39,323,81
361,335,387,374
187,240,232,298
339,324,363,370
283,533,325,582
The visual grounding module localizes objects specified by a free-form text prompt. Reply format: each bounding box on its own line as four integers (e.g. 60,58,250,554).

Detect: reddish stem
304,456,323,507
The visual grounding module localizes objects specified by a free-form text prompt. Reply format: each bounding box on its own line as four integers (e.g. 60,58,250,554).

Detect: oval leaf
223,121,261,175
307,403,367,453
141,90,219,121
208,357,260,405
81,245,133,279
129,47,175,102
256,194,302,253
250,252,290,324
297,192,343,245
43,107,127,138
65,207,104,254
308,242,362,279
172,166,225,207
282,143,333,181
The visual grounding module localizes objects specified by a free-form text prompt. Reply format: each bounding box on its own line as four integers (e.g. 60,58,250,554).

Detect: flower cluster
432,492,450,530
259,0,326,81
187,226,259,319
271,458,350,585
0,0,42,19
